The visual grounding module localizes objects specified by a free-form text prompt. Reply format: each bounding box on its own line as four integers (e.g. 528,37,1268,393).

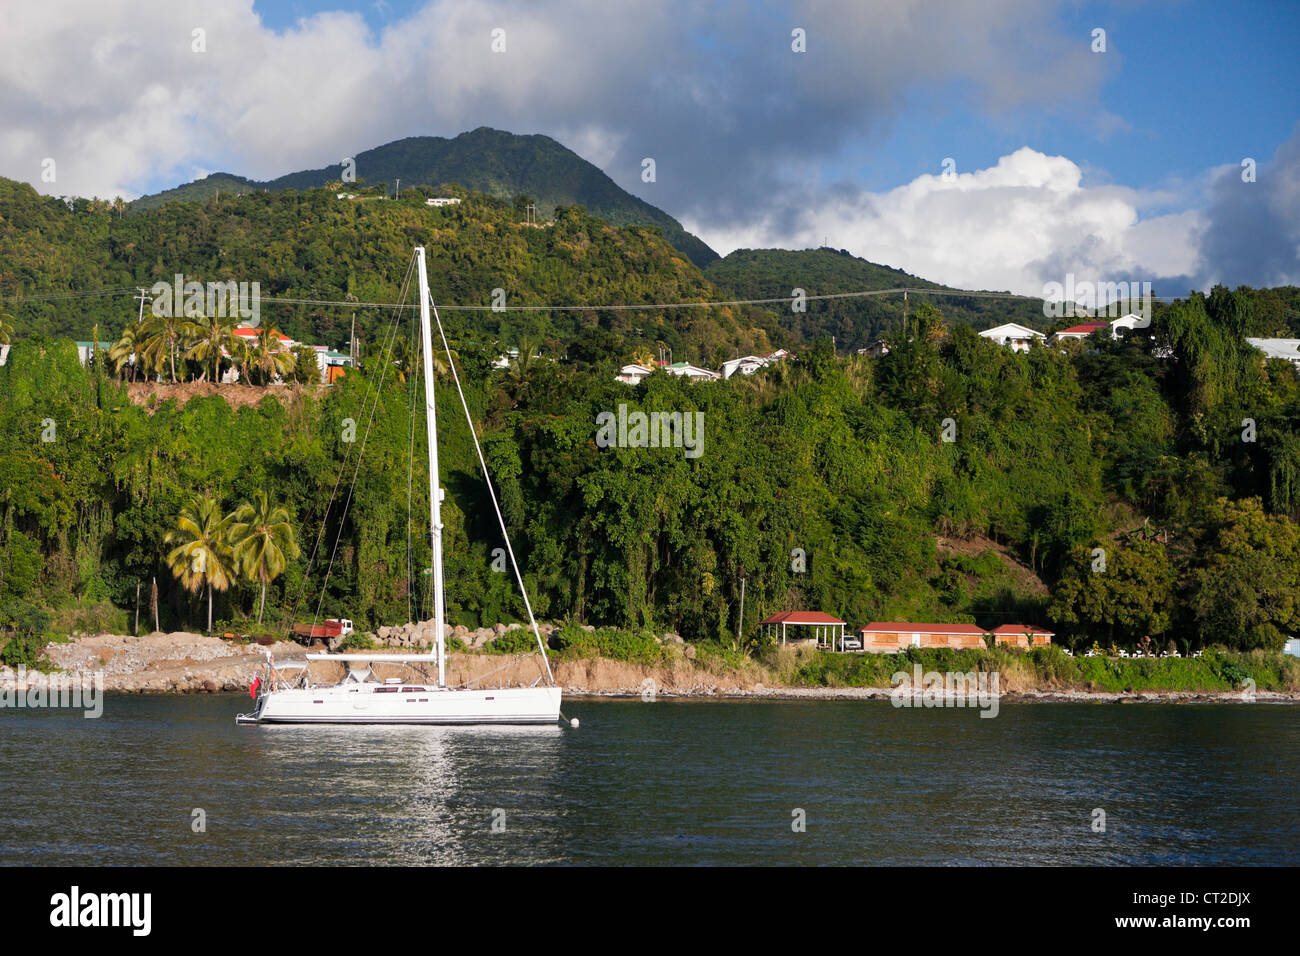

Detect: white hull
241,684,562,725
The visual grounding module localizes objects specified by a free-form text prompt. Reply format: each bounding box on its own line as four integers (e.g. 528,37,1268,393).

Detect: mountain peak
131,129,718,266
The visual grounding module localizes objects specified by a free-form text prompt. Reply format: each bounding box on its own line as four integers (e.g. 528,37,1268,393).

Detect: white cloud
688,147,1204,296
0,0,1108,205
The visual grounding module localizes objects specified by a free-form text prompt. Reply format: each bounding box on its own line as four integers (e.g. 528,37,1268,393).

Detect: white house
663,361,720,382
426,197,462,207
0,344,9,366
721,355,768,379
1246,338,1300,366
856,340,890,358
979,323,1044,353
616,363,655,385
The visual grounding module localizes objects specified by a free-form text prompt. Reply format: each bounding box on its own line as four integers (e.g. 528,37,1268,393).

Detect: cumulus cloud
1194,124,1300,289
0,0,1104,207
689,146,1204,297
6,0,1282,296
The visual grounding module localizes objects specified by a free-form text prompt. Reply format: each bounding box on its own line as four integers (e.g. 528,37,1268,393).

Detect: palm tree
141,310,199,383
392,334,457,384
0,312,13,346
110,317,148,382
247,328,296,384
503,336,539,406
227,491,299,625
186,315,234,384
226,333,252,384
164,493,236,634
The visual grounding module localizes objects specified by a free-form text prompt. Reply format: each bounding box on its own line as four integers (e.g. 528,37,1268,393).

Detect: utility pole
134,287,149,324
350,312,357,366
134,582,140,637
737,577,746,649
903,290,908,339
395,178,400,199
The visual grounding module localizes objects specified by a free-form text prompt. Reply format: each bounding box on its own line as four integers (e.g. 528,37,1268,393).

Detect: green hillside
128,128,719,268
0,175,768,365
706,247,1054,351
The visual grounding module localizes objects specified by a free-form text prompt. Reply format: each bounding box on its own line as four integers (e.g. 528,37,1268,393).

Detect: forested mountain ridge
18,170,1296,366
126,128,720,267
0,173,770,365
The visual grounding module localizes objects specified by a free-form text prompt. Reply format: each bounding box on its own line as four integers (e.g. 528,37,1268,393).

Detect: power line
3,284,1293,318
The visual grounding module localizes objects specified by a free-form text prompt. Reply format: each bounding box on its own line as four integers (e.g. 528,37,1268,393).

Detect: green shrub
550,625,663,665
487,628,543,655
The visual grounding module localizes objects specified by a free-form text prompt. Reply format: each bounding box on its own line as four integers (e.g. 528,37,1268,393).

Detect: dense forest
2,285,1300,656
3,176,1300,659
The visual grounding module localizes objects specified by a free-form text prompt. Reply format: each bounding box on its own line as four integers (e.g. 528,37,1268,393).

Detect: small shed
760,611,848,650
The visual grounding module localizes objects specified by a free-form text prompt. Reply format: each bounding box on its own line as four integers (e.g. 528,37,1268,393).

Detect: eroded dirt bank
2,632,1296,703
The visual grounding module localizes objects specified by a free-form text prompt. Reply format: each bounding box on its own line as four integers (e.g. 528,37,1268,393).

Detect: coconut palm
0,312,13,345
503,336,539,406
227,490,299,625
392,334,457,384
109,317,148,382
186,315,235,384
247,328,296,384
164,493,236,634
141,310,199,383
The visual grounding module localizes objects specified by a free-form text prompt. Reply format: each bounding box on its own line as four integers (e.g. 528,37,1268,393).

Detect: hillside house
1246,338,1300,367
979,323,1044,353
663,362,720,382
1050,321,1110,343
616,363,655,385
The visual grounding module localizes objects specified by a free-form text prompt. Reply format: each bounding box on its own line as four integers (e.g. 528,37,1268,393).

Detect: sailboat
237,247,562,725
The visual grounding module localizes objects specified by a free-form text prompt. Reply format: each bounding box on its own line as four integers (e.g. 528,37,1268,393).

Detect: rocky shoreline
2,631,1296,703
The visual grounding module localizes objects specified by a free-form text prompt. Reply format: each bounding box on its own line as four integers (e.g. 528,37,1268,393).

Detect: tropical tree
141,310,199,383
246,328,296,384
164,493,236,633
186,315,235,384
0,312,13,345
392,334,457,384
109,316,150,382
227,491,300,625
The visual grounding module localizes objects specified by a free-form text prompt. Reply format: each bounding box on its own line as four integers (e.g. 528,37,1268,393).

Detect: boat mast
415,247,447,688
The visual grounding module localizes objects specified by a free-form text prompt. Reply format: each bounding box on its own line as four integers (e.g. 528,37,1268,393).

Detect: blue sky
4,0,1298,294
245,0,1300,195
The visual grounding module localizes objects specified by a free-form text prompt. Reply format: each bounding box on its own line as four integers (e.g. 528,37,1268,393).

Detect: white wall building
1246,338,1300,366
978,323,1044,353
616,363,655,385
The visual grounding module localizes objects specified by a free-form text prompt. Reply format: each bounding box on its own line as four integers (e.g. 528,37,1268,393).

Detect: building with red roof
759,611,848,650
1050,321,1109,342
990,624,1055,648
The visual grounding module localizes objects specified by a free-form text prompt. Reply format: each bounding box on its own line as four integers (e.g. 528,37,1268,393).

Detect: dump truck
290,618,354,643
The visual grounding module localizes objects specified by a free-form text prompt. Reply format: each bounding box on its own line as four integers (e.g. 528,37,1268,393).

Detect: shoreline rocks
4,630,1296,703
